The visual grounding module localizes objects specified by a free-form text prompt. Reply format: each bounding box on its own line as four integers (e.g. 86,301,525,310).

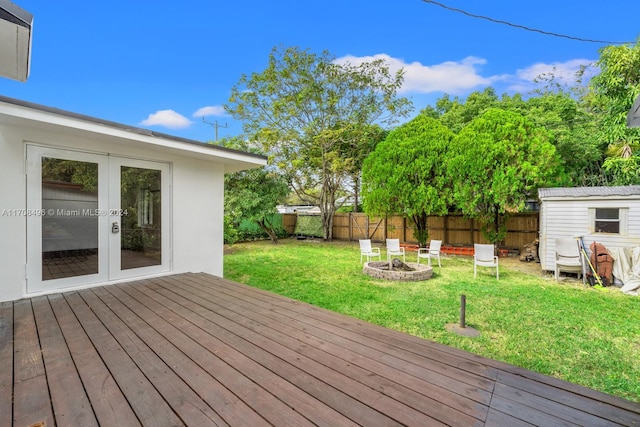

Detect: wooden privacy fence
284,212,539,250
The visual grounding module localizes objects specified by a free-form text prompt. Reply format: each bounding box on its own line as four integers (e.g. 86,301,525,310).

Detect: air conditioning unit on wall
0,0,32,82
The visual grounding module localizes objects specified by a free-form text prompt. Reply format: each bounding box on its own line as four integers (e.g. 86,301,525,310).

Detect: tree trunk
321,206,335,241
412,212,429,247
353,175,360,213
257,219,279,244
320,170,338,241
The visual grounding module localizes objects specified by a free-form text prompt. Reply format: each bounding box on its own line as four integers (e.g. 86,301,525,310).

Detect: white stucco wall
172,156,225,276
0,124,28,301
0,119,235,302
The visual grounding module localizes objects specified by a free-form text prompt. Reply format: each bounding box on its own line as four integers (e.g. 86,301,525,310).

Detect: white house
0,96,266,302
538,186,640,272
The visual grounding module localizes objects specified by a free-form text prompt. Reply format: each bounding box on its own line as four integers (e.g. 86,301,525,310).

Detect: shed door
26,145,171,293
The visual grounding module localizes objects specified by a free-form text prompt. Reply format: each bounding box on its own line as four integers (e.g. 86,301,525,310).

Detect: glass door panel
41,158,100,280
109,157,170,280
27,145,109,293
120,166,162,270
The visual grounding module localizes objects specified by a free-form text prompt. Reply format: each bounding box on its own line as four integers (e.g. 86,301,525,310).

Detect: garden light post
445,294,480,337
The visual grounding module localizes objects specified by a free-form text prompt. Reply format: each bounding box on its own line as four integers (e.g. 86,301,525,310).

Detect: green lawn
223,239,640,403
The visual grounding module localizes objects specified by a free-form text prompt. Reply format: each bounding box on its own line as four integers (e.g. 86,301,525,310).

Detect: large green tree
225,46,412,240
448,108,565,244
424,87,603,186
588,38,640,185
362,115,454,247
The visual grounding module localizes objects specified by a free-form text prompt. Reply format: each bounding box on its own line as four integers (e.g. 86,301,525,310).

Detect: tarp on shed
610,246,640,295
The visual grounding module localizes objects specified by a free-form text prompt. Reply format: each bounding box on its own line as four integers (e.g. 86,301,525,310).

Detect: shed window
594,208,620,233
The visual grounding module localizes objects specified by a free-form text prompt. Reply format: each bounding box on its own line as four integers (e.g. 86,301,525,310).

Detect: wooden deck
1,273,639,426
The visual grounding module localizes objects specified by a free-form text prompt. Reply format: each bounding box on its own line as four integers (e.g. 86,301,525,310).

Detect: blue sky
1,0,638,143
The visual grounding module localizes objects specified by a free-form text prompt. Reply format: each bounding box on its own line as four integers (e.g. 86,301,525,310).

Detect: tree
224,167,290,244
225,46,412,240
519,92,604,186
362,115,454,247
448,108,565,244
218,137,290,244
336,124,387,212
425,87,604,186
588,39,640,185
436,87,500,133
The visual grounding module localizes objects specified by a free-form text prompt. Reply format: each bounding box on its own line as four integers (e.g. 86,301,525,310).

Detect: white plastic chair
386,238,405,262
417,239,442,267
474,244,499,279
359,239,381,263
555,238,585,283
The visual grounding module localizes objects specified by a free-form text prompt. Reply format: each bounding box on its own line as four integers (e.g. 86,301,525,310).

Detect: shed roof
539,185,640,200
0,95,266,173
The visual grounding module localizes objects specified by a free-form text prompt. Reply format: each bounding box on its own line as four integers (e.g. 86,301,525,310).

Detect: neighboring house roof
0,95,266,173
0,0,32,82
628,94,640,128
539,185,640,200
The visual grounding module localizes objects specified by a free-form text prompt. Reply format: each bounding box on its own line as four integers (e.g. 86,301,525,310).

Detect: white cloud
508,58,596,92
193,105,226,117
139,110,192,129
334,53,503,94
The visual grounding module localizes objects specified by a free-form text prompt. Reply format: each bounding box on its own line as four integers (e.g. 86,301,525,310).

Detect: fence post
444,215,449,244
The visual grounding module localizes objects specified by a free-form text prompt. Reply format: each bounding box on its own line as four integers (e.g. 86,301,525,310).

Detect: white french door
26,145,171,293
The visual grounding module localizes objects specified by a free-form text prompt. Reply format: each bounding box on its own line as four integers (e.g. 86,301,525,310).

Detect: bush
232,214,289,243
224,215,239,245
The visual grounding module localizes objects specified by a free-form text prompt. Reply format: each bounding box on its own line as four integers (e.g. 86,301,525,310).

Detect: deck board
119,280,398,426
4,272,640,426
64,291,184,426
12,299,54,427
159,274,485,425
47,293,141,427
0,302,14,427
80,288,229,426
31,296,97,427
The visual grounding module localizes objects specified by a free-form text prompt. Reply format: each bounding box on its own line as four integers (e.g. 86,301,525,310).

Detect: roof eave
0,95,266,173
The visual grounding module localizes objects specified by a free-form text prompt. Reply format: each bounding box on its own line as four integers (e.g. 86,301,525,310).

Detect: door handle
112,222,120,234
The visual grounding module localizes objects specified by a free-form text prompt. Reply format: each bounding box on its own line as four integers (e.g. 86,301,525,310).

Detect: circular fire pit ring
363,261,433,281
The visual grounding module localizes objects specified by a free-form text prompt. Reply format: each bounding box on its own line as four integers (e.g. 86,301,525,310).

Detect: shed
538,185,640,272
628,94,640,128
0,95,266,302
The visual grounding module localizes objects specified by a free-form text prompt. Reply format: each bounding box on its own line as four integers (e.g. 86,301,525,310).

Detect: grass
224,239,640,403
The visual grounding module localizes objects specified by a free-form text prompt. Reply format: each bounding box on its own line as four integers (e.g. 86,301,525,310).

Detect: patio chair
474,244,499,279
554,238,585,283
359,239,381,263
386,238,405,262
417,239,442,267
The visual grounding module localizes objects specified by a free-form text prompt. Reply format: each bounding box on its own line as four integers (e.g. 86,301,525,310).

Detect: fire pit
363,259,433,281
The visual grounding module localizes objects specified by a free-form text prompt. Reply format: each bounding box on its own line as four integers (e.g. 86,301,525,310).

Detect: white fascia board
0,98,266,173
